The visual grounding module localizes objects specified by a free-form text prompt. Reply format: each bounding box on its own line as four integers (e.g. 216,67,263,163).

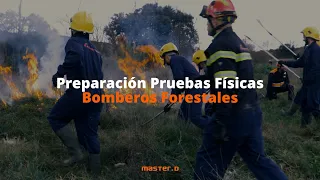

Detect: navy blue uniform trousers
194,106,288,180
48,89,103,154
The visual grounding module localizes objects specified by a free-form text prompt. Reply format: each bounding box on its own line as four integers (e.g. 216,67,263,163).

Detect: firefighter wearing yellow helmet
159,42,211,128
279,26,320,128
192,50,207,74
301,26,320,45
49,11,103,175
69,11,94,34
159,42,179,63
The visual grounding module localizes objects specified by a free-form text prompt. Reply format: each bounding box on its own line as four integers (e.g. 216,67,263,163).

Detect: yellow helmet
70,11,94,34
192,50,207,64
159,42,178,57
301,26,320,41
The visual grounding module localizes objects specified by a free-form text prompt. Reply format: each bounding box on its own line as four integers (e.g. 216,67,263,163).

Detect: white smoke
35,31,66,96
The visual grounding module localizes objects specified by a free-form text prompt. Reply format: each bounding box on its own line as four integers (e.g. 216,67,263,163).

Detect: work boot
55,125,84,166
300,113,311,128
281,102,299,116
88,154,101,176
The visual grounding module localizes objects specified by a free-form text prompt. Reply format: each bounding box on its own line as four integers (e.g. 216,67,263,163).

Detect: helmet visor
200,5,209,18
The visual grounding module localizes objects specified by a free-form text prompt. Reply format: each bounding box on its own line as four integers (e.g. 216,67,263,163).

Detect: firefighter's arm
208,57,238,122
170,58,185,95
57,51,81,76
280,56,304,68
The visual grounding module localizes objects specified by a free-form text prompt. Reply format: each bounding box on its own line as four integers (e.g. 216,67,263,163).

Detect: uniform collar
72,32,89,39
211,26,233,41
309,41,317,47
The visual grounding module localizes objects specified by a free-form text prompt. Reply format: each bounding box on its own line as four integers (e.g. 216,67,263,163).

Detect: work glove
294,53,300,60
212,120,229,144
163,103,172,113
52,72,63,87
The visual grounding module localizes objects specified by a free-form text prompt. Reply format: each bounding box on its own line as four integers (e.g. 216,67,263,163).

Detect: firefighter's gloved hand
52,72,63,87
295,53,300,60
278,60,285,65
163,103,172,113
212,120,229,144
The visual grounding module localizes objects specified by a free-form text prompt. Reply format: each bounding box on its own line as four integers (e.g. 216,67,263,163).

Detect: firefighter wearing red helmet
194,1,288,179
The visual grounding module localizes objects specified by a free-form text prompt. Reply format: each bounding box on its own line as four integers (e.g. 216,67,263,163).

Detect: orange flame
1,99,6,107
116,41,164,104
22,49,43,99
0,49,61,105
0,66,26,100
135,45,164,67
1,40,166,108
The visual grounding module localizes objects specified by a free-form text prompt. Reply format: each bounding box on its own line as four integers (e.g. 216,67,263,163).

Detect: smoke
0,84,13,105
35,32,66,96
18,13,67,96
0,12,67,104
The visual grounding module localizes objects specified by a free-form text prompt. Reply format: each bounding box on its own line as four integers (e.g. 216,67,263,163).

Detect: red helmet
200,0,237,19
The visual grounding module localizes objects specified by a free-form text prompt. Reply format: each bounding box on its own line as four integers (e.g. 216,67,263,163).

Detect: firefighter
278,26,320,128
159,43,210,127
192,50,214,116
281,48,308,117
48,11,103,175
266,62,294,101
192,50,207,75
195,1,288,179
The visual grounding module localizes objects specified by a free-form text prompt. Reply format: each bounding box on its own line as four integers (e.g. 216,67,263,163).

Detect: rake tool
257,19,299,59
245,35,301,80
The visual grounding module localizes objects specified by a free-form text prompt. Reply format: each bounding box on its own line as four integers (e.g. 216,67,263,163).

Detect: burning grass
117,43,165,98
0,50,61,105
0,43,167,107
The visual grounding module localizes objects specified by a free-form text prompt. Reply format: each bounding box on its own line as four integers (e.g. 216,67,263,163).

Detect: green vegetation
1,2,319,180
0,64,320,180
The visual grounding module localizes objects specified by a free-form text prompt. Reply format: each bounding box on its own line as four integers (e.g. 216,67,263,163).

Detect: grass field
1,64,320,180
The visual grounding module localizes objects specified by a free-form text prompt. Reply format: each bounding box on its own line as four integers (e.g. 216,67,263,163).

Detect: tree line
0,3,303,74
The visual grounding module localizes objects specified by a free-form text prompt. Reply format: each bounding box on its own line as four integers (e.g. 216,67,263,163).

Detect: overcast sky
1,0,320,50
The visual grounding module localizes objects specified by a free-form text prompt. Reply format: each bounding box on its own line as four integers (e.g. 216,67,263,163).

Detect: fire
135,45,164,67
117,45,150,94
0,66,26,100
1,99,6,107
22,49,43,98
0,49,61,105
116,41,164,104
0,39,166,108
